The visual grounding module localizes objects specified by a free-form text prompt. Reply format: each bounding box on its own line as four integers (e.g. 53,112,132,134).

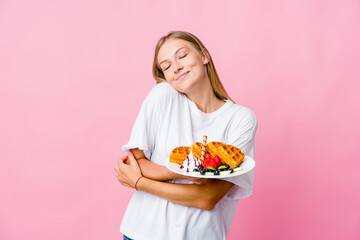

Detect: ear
202,50,210,65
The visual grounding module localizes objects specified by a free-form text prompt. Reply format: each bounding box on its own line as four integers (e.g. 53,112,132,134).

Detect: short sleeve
122,83,171,160
222,107,258,200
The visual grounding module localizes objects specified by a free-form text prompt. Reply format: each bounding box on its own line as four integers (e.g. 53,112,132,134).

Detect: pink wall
1,1,359,239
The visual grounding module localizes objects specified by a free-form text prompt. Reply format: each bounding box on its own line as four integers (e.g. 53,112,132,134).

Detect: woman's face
157,38,209,94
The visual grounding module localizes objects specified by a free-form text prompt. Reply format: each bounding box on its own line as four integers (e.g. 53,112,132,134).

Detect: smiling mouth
176,71,190,81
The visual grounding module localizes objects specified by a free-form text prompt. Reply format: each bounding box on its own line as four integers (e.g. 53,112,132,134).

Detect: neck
186,78,225,113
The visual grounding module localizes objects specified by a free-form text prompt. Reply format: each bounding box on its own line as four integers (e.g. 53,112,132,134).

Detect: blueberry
200,169,206,175
214,170,220,175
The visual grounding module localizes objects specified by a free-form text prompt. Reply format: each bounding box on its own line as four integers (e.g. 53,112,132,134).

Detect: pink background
1,1,359,239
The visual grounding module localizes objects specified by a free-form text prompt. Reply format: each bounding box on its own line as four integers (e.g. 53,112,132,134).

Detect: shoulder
229,102,257,125
148,82,179,96
145,82,180,103
227,102,258,136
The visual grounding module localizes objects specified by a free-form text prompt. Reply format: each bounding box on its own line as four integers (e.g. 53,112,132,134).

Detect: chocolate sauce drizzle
180,156,202,172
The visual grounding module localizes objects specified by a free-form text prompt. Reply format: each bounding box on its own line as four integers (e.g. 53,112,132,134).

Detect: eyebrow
159,47,187,65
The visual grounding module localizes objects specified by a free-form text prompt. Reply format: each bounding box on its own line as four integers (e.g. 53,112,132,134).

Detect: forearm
115,152,233,210
136,178,234,210
137,158,176,181
130,148,179,181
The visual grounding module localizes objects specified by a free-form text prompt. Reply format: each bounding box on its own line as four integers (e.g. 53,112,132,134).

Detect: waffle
207,141,224,158
215,145,245,168
191,142,203,159
169,146,190,164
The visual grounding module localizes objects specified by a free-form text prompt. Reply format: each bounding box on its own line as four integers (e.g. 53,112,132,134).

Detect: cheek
184,57,205,71
182,57,197,67
163,71,173,81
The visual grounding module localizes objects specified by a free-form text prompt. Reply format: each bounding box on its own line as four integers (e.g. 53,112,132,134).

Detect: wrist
167,169,181,180
135,175,145,191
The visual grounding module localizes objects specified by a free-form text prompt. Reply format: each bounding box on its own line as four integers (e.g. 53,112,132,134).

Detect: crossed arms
114,148,233,211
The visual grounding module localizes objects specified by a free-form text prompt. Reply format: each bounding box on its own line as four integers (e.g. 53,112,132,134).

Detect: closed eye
163,53,187,71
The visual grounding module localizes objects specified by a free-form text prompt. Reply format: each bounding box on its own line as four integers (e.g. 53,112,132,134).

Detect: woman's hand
185,176,208,185
114,152,143,189
167,170,207,185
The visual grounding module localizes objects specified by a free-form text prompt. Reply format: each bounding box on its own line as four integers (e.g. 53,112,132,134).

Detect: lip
176,71,190,81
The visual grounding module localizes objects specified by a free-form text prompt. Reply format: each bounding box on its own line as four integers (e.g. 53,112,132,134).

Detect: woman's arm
130,148,207,185
137,177,233,211
130,148,174,181
114,152,233,211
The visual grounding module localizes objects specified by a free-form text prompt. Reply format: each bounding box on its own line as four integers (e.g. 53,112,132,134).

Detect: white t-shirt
121,82,257,240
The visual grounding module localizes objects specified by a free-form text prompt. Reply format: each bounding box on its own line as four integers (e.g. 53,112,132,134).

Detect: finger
122,155,129,163
114,165,122,176
127,152,137,163
118,157,127,167
126,153,138,167
194,178,207,185
199,179,208,185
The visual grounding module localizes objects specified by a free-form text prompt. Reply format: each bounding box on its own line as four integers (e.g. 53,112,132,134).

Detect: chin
172,81,196,94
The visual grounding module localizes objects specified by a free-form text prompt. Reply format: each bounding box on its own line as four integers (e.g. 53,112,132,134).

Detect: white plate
166,155,255,179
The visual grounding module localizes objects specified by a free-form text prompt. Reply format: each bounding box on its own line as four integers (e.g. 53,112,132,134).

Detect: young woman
114,31,257,240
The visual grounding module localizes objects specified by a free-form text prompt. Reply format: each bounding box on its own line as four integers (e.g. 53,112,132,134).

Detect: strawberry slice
203,155,212,168
207,158,218,169
213,155,222,168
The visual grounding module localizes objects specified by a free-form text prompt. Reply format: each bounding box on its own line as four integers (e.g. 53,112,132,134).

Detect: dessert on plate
169,136,245,176
169,146,191,165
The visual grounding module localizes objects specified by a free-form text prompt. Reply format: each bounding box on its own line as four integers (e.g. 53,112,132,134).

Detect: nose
172,61,183,73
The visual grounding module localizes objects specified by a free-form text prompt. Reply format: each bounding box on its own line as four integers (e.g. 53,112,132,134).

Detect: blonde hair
152,31,234,102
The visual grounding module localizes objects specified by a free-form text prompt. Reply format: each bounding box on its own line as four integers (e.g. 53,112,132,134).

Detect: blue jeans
123,235,133,240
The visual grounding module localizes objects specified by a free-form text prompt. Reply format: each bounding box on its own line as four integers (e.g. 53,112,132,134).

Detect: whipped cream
181,151,202,173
